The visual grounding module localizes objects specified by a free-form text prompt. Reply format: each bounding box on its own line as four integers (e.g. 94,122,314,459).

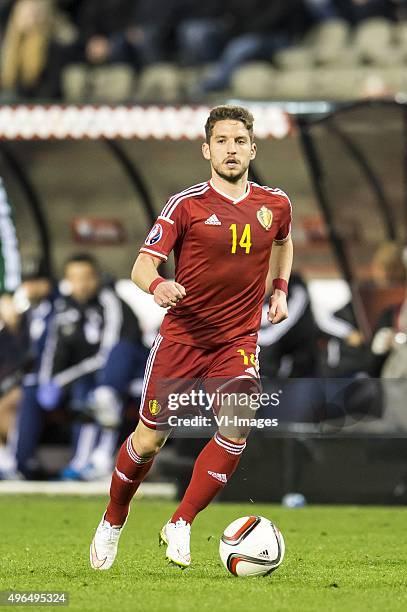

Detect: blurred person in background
369,241,406,290
175,0,230,67
65,0,134,67
62,0,176,70
0,0,77,99
0,267,59,478
368,244,407,498
320,242,406,378
307,242,404,429
305,0,398,22
10,254,147,481
258,271,319,380
334,0,398,22
0,0,13,35
115,0,181,68
319,300,371,378
192,0,312,95
369,243,407,379
304,0,340,20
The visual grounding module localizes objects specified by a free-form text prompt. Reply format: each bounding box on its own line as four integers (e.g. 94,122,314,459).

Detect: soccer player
90,105,293,569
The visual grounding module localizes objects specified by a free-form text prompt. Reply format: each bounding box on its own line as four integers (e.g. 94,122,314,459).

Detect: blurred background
1,0,407,507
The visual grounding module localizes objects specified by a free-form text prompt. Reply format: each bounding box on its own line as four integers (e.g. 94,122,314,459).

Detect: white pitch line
0,480,176,498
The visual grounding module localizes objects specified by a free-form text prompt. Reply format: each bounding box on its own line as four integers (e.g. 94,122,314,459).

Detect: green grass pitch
0,496,406,612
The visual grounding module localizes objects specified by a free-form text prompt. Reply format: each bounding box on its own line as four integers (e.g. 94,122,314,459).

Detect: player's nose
227,139,237,153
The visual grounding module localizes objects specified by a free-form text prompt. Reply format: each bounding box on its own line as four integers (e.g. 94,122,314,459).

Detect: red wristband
149,277,165,294
272,278,288,295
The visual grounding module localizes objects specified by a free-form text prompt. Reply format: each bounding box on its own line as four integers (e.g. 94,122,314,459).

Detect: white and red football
219,515,285,577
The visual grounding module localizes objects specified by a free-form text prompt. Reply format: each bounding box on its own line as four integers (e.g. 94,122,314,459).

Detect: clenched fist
153,281,186,308
268,289,288,324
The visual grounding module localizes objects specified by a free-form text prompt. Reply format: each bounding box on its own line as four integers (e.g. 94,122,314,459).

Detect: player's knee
131,421,168,457
218,428,249,446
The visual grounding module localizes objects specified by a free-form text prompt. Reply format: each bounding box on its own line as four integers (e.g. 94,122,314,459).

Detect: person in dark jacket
257,271,321,424
258,271,319,379
70,0,181,68
175,0,230,66
334,0,397,23
12,254,147,481
193,0,312,94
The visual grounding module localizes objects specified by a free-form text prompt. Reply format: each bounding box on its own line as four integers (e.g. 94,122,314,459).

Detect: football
219,515,285,577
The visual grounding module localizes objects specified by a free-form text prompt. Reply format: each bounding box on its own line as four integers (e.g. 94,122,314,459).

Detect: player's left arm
267,235,293,324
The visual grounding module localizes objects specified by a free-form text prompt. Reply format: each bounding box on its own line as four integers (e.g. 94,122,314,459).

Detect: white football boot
159,518,191,568
90,513,126,570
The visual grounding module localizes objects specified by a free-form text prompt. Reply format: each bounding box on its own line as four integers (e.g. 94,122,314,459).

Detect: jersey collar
209,179,251,205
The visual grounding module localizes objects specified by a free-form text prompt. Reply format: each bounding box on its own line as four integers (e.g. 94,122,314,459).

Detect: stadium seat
311,67,366,99
136,64,183,103
311,66,406,100
62,64,135,102
274,46,313,71
312,19,350,66
274,19,350,70
353,18,396,66
272,69,314,100
180,66,208,94
92,65,135,102
231,62,276,99
62,64,88,101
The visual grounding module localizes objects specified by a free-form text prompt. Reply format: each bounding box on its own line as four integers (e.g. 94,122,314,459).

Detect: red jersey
140,180,292,349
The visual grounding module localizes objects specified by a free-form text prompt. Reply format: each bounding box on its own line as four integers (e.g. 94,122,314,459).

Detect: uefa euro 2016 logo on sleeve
145,223,163,246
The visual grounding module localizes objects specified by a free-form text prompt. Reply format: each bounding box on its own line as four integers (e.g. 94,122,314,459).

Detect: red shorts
139,333,260,429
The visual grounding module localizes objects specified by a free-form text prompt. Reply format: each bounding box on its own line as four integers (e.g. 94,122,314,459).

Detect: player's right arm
131,253,185,308
132,195,190,308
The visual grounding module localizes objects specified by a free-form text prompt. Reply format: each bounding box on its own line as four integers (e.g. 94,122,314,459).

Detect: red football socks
105,435,154,526
171,432,246,525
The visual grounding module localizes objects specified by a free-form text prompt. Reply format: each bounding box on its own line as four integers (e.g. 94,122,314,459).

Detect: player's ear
250,141,257,160
202,142,211,161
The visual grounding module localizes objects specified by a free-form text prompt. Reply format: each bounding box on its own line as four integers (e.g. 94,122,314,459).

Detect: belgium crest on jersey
257,206,273,231
149,399,161,416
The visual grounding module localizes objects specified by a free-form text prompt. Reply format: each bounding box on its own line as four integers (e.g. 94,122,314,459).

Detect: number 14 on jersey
229,224,252,254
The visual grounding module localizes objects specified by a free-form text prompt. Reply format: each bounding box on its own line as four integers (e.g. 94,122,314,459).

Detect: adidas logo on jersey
258,549,270,558
207,470,227,483
204,214,221,226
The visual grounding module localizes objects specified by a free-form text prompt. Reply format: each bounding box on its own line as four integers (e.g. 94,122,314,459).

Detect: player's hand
268,290,288,324
36,381,62,411
153,281,186,308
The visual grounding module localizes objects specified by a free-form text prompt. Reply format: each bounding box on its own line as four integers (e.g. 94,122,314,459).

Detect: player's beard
213,162,249,184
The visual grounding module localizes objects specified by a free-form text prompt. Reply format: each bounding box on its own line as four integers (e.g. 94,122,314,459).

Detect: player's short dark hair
64,253,100,274
204,105,254,143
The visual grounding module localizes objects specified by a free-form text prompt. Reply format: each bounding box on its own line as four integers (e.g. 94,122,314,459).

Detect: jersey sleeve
139,198,190,261
274,192,292,244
